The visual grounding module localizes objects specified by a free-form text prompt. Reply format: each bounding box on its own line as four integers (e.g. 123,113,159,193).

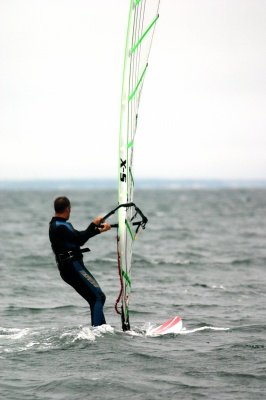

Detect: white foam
180,326,230,335
211,285,226,290
125,329,143,337
26,342,40,348
0,327,30,340
74,326,96,342
72,324,114,342
124,323,230,337
92,324,114,335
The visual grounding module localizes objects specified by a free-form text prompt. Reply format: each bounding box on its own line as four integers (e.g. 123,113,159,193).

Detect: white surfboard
147,316,182,336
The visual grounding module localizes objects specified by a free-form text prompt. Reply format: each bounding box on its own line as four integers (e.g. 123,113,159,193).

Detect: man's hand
98,222,111,233
93,216,111,233
93,216,104,226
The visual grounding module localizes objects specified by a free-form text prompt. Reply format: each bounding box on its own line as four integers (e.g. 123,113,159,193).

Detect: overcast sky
0,0,265,181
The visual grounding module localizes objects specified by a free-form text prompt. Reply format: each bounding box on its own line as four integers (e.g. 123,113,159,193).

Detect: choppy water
0,189,265,399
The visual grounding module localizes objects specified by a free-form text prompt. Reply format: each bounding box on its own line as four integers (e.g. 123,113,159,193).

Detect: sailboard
102,2,182,335
116,0,160,331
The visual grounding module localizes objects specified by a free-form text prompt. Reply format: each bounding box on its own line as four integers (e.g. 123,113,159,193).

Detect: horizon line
0,178,266,190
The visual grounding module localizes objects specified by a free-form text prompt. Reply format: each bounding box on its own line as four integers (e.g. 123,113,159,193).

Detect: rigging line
134,0,145,115
129,0,146,197
128,1,142,196
128,1,145,104
119,2,133,206
129,166,135,187
144,1,160,66
133,4,160,126
131,2,142,136
135,0,156,107
131,2,139,100
129,3,138,152
127,2,138,201
132,0,143,137
126,13,134,206
135,5,159,110
132,0,146,145
130,9,136,152
133,1,140,85
131,12,159,55
127,2,140,202
128,1,146,199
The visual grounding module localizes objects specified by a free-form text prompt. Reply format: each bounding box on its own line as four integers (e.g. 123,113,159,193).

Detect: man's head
54,196,71,219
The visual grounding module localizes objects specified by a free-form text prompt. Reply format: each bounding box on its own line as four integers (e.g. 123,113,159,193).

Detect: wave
191,283,226,290
232,258,253,265
92,253,203,268
180,326,230,335
229,324,266,333
97,251,201,267
4,304,79,316
123,321,230,337
0,327,31,339
0,320,232,355
0,324,115,355
4,319,265,356
225,341,265,350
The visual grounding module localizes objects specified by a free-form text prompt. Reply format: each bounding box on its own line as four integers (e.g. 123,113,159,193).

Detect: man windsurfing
49,196,111,326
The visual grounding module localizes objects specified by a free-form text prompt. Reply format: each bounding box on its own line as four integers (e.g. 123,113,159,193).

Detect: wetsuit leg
59,259,106,326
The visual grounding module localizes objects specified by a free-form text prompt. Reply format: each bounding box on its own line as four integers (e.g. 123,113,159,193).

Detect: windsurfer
49,196,111,326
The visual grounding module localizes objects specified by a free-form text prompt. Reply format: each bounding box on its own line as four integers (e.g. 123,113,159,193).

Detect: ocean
0,188,265,399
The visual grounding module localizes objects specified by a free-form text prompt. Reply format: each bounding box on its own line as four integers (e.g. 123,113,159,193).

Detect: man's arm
57,218,110,247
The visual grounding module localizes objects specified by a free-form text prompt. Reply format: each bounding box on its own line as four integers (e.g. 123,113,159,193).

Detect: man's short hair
54,196,71,213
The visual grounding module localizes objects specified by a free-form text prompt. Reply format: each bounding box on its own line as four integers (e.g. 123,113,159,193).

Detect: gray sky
0,0,265,180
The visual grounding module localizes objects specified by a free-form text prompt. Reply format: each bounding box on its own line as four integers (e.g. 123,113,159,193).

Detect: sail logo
120,159,127,182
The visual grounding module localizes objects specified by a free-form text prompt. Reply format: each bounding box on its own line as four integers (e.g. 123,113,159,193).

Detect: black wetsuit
49,217,106,326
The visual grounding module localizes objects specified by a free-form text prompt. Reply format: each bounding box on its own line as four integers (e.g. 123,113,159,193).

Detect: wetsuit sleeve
56,222,100,247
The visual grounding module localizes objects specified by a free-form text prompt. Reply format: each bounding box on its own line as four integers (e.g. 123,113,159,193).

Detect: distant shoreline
0,179,266,190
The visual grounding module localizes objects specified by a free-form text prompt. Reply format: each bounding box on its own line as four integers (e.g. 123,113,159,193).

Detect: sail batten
131,14,159,54
128,63,148,101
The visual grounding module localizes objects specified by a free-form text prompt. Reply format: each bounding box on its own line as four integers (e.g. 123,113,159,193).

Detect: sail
117,0,160,331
